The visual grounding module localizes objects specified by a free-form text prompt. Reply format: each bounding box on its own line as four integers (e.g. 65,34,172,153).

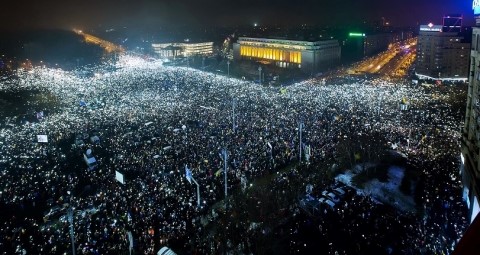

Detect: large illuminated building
232,37,341,73
151,41,213,58
416,21,470,81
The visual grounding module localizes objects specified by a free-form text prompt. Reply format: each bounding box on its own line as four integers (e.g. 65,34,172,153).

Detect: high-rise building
455,4,480,254
415,22,470,81
462,2,480,226
462,26,480,224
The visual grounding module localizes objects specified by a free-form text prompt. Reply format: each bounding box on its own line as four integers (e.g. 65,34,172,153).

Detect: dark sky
0,0,474,31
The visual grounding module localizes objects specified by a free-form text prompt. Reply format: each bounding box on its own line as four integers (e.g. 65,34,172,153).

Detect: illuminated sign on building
474,0,480,15
349,33,365,37
420,24,443,32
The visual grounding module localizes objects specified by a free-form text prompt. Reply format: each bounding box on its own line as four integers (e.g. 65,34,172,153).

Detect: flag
36,111,44,120
303,144,311,162
185,165,192,184
391,143,398,150
115,171,125,184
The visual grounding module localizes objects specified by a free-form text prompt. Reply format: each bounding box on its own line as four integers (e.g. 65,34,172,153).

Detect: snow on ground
336,164,416,212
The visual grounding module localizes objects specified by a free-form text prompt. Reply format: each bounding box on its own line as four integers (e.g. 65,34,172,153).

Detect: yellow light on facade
239,45,301,64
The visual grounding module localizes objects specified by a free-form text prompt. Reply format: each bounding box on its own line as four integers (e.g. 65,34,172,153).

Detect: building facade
233,37,341,73
416,23,470,81
151,42,213,58
462,17,480,224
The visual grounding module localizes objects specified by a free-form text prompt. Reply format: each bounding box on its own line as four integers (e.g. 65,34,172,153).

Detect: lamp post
232,99,236,132
299,121,304,163
258,66,262,84
222,148,228,198
192,177,201,208
67,207,76,255
227,60,230,76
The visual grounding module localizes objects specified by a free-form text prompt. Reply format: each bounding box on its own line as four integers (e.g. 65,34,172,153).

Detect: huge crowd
0,55,469,254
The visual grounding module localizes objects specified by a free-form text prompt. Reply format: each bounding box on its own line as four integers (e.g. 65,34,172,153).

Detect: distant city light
254,23,258,27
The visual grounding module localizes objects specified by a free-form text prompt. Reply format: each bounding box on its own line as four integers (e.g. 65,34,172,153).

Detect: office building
456,5,480,254
462,3,480,227
151,42,213,58
232,37,341,73
416,22,470,81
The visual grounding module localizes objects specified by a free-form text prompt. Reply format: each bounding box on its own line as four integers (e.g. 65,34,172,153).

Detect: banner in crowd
115,171,125,184
37,135,48,143
185,165,192,184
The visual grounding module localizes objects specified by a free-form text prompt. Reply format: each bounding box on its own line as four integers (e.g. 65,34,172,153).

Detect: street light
227,60,230,76
221,148,228,199
67,207,76,255
258,66,262,84
232,99,236,132
299,121,304,163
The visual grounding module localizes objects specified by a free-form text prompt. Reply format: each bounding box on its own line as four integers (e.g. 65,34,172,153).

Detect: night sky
0,0,475,30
